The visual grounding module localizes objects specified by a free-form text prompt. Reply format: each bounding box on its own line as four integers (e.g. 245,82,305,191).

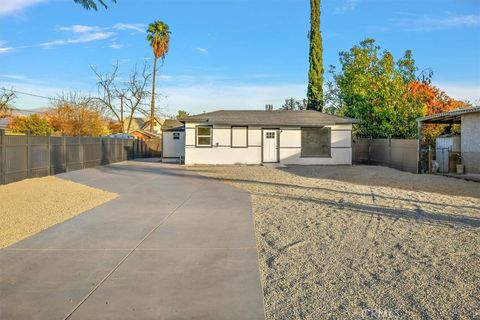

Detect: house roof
130,129,161,138
416,106,480,124
162,119,184,132
179,110,359,126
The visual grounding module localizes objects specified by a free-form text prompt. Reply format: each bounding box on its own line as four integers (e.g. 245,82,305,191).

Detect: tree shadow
277,165,480,199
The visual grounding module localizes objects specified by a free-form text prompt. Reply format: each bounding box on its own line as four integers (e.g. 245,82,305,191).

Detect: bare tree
91,63,122,124
0,88,16,118
92,62,153,133
120,63,152,132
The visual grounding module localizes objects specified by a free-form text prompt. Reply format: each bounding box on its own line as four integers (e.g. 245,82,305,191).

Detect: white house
161,119,185,162
180,110,358,165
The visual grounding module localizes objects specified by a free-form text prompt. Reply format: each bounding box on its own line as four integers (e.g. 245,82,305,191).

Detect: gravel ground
0,176,117,248
188,165,480,320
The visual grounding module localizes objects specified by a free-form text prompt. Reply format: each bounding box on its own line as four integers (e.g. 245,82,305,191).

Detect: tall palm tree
73,0,116,10
146,21,171,132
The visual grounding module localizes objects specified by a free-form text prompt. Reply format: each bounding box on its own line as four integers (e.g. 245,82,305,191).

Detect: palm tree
73,0,116,10
146,21,171,132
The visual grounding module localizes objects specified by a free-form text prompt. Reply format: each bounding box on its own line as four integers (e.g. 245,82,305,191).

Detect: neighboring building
123,117,145,133
140,118,163,134
162,119,185,162
180,110,358,165
417,106,480,174
130,130,161,140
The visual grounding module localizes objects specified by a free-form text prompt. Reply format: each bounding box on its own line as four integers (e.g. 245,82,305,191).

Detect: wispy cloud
58,25,101,34
390,13,480,31
194,47,209,55
0,47,14,54
334,0,359,14
113,23,146,33
109,43,124,50
41,31,114,48
0,74,27,80
0,0,45,16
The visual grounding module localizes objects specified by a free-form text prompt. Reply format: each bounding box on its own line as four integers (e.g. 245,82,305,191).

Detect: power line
0,87,61,101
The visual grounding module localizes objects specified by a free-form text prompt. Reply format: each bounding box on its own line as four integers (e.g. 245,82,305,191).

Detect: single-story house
179,110,358,165
162,119,185,162
417,106,480,173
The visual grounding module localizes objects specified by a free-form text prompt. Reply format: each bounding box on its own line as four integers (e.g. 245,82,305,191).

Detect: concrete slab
0,161,265,320
0,250,128,320
69,249,264,320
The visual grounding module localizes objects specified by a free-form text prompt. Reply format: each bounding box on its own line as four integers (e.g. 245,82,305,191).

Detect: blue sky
0,0,479,115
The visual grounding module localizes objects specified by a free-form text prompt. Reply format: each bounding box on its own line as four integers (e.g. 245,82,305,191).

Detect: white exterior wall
184,122,353,165
461,113,480,173
163,131,185,159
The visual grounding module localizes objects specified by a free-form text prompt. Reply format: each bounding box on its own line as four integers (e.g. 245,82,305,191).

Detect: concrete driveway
0,160,265,320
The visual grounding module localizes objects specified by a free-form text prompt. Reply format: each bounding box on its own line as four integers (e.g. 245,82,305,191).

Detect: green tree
73,0,116,10
176,110,190,119
279,98,306,110
307,0,323,111
8,114,54,136
332,39,424,138
147,21,171,132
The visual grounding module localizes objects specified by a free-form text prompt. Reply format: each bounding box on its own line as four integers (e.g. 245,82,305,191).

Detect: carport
417,106,480,175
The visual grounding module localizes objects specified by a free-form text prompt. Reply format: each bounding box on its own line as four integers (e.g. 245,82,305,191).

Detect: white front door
263,130,278,163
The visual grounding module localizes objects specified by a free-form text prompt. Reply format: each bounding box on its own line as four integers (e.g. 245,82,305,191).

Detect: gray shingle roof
179,110,358,126
162,119,184,132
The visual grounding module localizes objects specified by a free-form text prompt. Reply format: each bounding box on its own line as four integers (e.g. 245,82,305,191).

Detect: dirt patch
188,165,480,320
0,176,117,248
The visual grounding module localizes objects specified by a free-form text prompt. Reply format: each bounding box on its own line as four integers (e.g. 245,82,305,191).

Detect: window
231,126,248,147
196,126,212,147
266,132,275,139
301,127,331,157
173,132,180,140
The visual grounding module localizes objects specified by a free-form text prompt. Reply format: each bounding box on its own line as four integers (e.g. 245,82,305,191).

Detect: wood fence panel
0,129,149,185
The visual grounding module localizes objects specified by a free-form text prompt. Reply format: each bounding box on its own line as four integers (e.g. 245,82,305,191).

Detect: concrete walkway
0,160,265,320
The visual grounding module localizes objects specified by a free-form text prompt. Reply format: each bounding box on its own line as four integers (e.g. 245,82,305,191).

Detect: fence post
428,145,432,174
122,138,125,161
63,134,67,172
388,138,392,166
47,133,51,176
0,129,5,185
367,139,371,164
79,135,84,169
26,131,31,178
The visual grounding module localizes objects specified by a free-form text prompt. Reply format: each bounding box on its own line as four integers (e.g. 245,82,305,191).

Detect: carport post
417,121,422,173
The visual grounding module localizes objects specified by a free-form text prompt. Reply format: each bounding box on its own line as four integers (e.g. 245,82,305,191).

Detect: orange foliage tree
47,94,110,136
409,81,470,145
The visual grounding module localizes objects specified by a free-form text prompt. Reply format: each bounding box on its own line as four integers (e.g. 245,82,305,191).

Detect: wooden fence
352,138,418,174
0,129,150,185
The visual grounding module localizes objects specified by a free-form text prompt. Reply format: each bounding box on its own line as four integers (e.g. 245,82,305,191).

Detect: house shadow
91,161,480,230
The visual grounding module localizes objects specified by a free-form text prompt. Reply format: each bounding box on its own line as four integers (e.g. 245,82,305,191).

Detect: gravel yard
188,165,480,320
0,176,117,248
